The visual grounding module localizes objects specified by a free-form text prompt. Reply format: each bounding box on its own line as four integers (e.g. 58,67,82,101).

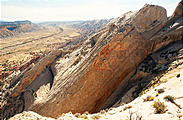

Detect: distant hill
0,20,36,38
71,19,112,35
0,20,32,26
39,19,112,36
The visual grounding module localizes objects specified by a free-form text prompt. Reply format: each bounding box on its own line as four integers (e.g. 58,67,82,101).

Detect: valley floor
0,26,80,80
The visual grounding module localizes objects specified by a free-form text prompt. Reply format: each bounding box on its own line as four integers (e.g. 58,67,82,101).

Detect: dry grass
152,100,167,114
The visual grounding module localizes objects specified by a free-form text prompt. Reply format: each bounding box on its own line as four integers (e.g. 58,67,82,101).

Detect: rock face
1,1,182,119
0,20,35,38
30,2,182,118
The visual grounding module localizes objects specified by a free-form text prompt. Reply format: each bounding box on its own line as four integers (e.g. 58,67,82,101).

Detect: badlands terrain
0,0,183,120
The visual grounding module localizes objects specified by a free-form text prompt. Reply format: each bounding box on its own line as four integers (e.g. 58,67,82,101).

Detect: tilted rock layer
30,1,183,118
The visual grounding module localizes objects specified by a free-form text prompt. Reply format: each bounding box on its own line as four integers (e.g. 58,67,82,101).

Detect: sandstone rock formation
30,2,182,118
1,1,182,119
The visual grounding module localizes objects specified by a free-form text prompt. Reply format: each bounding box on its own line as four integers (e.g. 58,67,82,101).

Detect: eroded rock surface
30,2,182,118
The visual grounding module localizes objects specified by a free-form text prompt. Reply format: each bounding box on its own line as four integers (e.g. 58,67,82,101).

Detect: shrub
143,96,154,102
157,88,165,94
123,105,132,111
152,100,167,114
164,95,175,103
91,114,101,119
100,110,106,114
78,113,88,119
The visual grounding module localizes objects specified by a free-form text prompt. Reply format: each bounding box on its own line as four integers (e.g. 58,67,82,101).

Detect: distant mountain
71,19,112,35
39,21,84,26
0,20,31,26
39,19,113,36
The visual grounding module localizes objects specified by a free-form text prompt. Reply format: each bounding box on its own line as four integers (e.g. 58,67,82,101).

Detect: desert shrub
164,95,175,103
100,110,106,114
91,114,101,119
77,113,88,119
143,95,154,102
157,88,165,94
155,92,159,97
123,105,132,111
176,74,180,78
152,100,167,114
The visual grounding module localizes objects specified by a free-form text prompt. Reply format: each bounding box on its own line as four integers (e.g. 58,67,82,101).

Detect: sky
0,0,180,22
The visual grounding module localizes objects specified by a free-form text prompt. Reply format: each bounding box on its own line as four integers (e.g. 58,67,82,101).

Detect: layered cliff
0,20,35,38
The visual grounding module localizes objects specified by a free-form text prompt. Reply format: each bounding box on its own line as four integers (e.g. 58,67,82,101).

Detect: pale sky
0,0,180,22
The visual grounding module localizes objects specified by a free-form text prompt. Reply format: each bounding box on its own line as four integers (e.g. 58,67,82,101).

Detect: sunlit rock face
30,3,182,118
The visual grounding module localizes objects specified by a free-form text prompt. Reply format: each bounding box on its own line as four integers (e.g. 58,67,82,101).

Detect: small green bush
152,100,167,114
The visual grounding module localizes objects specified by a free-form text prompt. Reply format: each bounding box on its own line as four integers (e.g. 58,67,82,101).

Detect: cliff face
1,1,182,119
0,20,35,38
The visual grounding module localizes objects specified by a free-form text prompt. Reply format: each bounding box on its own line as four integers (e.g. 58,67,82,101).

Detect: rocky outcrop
1,1,182,119
30,2,182,118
